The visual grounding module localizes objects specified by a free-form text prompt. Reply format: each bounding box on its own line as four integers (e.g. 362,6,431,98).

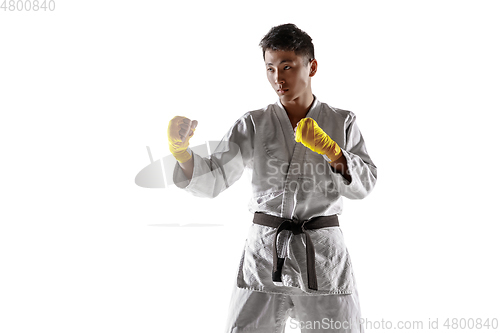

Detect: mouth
277,88,288,94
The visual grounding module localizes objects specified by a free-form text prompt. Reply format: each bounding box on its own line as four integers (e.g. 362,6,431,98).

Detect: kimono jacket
173,96,377,295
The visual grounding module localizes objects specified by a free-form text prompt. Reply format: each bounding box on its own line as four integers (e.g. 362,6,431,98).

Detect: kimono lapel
274,97,321,220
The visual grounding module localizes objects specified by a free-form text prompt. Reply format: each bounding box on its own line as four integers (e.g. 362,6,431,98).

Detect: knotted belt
253,212,339,291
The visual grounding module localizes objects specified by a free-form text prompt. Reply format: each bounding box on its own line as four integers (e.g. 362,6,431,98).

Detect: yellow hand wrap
168,116,196,163
295,118,342,162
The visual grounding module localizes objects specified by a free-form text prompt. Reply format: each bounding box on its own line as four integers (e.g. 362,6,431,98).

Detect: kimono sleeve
329,112,377,199
172,114,254,198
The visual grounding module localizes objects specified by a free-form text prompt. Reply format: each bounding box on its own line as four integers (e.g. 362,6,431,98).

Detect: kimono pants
224,277,364,333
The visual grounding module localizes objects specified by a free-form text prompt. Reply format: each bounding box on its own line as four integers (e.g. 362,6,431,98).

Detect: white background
1,1,499,332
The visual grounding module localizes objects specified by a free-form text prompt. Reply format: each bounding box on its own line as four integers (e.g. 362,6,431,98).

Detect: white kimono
173,96,377,296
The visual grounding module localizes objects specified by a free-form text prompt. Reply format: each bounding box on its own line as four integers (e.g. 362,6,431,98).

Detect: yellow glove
295,118,342,162
168,116,198,163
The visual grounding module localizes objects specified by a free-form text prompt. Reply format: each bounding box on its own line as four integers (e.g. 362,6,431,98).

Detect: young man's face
264,49,317,104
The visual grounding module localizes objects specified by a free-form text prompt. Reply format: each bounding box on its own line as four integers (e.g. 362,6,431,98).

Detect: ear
309,59,318,77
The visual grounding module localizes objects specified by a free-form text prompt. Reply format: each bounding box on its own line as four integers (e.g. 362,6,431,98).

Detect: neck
280,92,315,122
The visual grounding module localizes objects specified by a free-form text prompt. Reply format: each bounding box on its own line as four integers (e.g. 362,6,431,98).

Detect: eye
267,67,274,72
284,65,291,70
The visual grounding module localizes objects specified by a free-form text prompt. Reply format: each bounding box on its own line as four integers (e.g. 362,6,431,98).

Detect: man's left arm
329,154,352,183
329,113,377,199
295,114,377,199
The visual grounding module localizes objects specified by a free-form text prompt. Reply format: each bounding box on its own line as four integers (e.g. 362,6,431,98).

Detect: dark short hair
259,23,315,64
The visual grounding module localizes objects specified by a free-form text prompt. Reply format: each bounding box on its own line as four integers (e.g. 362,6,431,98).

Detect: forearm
329,154,351,183
179,156,194,180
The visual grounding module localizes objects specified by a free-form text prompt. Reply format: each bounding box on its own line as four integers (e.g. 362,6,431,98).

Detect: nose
275,71,285,85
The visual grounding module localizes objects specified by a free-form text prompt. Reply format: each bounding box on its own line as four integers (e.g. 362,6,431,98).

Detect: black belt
253,212,339,291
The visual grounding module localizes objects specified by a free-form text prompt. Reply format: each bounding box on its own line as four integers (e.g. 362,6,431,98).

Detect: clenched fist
295,118,342,162
168,116,198,163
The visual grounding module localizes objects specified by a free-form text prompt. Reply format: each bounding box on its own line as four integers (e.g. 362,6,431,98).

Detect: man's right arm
171,113,254,198
179,156,194,180
168,115,198,181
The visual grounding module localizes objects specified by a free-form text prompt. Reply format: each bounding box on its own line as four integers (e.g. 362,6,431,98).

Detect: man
168,23,376,333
